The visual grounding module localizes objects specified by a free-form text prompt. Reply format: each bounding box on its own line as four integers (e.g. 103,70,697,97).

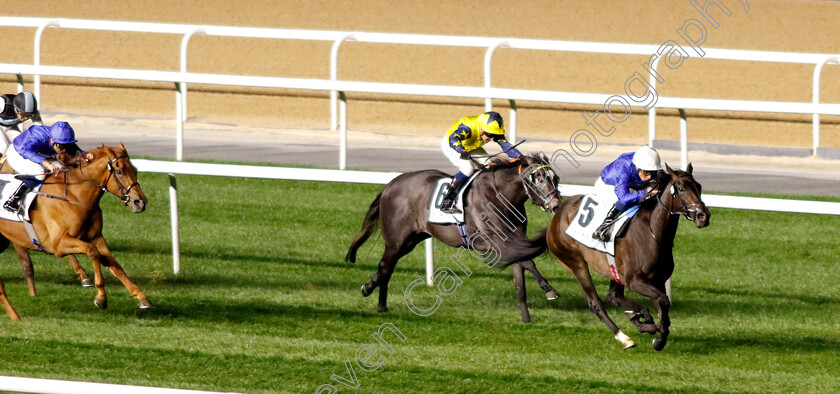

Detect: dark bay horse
347,153,562,322
546,164,710,350
0,143,150,320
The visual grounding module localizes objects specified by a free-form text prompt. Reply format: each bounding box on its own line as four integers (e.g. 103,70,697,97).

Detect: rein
80,155,139,205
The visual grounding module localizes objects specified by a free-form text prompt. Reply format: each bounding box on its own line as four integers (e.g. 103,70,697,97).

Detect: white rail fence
0,375,240,394
2,16,840,161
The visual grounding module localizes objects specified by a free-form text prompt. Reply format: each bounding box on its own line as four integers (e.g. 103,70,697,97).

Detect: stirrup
440,200,461,214
3,200,20,213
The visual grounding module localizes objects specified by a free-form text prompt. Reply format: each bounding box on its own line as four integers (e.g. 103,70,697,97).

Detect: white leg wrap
615,331,636,349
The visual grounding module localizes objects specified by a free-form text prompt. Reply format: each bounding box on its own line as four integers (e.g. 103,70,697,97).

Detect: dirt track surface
2,0,840,152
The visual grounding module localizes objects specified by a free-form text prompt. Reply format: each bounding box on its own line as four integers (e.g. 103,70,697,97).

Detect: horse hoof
545,290,559,300
623,340,637,350
80,278,94,287
377,306,389,313
94,298,108,310
361,284,372,297
138,300,154,309
653,337,667,351
615,331,636,349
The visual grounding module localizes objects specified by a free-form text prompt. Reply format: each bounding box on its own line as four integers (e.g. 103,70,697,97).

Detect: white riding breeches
440,136,488,176
7,146,48,181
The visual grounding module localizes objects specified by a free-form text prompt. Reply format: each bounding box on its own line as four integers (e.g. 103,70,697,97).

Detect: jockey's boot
440,177,465,214
3,183,30,213
592,205,621,241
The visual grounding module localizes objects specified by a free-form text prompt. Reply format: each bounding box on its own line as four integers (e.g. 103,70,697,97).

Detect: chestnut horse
347,153,562,322
546,164,710,350
0,143,150,320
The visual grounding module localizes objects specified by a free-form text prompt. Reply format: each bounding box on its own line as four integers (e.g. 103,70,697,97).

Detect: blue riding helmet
49,122,77,144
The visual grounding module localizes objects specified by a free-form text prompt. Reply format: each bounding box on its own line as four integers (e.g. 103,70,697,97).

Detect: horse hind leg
13,245,36,297
362,234,426,313
0,277,21,321
512,263,531,323
606,281,657,334
518,259,559,300
566,260,636,349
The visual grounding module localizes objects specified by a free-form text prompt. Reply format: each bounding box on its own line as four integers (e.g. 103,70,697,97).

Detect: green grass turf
0,171,835,393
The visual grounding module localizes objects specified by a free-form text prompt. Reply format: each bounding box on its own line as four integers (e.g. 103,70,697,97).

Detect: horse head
655,163,710,228
86,143,147,213
516,153,562,213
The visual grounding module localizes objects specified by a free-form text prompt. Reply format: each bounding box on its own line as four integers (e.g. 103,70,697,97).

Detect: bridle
655,177,703,221
79,155,140,205
517,161,560,213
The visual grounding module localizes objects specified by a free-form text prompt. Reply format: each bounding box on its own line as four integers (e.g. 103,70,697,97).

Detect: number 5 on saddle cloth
565,193,640,256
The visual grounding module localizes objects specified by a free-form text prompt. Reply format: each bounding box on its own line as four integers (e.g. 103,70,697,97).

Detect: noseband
81,155,140,205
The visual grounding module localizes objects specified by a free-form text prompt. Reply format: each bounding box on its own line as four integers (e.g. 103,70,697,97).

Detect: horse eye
679,186,685,192
116,170,123,175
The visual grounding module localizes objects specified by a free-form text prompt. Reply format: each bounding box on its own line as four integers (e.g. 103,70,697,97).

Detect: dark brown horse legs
607,281,657,333
14,245,36,297
627,279,671,351
512,263,531,323
518,259,559,300
568,264,636,349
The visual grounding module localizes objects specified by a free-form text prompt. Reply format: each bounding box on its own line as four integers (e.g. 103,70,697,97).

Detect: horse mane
484,152,546,172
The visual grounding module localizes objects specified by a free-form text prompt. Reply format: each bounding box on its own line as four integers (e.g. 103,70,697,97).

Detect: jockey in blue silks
4,121,90,212
591,145,663,241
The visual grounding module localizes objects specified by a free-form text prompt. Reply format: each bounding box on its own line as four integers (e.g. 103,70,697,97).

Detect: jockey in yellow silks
439,111,521,214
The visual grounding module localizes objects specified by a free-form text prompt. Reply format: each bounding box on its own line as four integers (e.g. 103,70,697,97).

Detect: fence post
679,108,688,169
484,41,509,112
339,91,348,170
812,56,840,156
331,34,356,132
508,100,517,143
648,53,663,146
33,20,59,101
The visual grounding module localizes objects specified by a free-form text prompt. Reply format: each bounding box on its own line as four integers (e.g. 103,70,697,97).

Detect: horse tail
498,228,548,268
346,192,382,263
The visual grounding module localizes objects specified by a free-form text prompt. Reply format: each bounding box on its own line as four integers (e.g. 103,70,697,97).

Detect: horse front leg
606,281,656,334
66,255,93,287
512,263,531,323
91,236,153,309
518,259,559,300
14,245,36,297
627,278,671,351
52,236,109,309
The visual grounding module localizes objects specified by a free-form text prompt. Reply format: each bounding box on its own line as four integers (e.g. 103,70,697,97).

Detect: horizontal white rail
135,160,840,215
1,16,836,63
4,63,840,116
0,375,240,394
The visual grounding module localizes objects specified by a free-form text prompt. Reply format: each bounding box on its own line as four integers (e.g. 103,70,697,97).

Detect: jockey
0,91,43,152
4,121,90,212
440,111,521,214
591,145,662,241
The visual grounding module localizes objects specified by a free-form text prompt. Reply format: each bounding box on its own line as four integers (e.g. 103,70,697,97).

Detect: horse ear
119,142,127,152
686,162,693,175
665,163,678,178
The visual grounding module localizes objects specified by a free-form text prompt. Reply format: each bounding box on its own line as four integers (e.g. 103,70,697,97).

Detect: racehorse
0,143,151,320
546,164,710,350
346,153,562,322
